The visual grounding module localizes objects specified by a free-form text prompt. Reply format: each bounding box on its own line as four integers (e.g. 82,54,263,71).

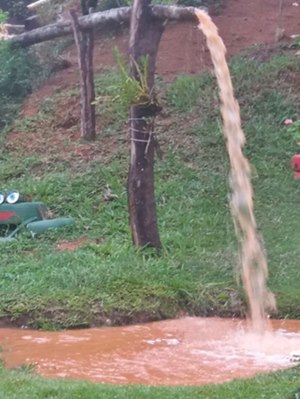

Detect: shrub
0,9,8,23
0,1,30,23
0,42,42,128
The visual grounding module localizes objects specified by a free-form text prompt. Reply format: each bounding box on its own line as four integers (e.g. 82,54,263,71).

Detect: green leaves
287,120,300,143
0,1,30,22
112,47,152,107
0,9,8,23
0,42,41,128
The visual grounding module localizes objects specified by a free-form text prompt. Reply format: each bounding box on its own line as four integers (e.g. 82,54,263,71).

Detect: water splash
194,9,276,333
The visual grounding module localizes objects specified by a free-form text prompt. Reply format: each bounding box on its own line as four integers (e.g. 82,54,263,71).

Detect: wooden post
127,0,165,248
70,10,96,141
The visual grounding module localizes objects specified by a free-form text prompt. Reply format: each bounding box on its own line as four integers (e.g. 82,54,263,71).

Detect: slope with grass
0,46,299,329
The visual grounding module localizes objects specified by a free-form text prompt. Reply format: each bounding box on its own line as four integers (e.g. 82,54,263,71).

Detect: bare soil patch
56,237,102,251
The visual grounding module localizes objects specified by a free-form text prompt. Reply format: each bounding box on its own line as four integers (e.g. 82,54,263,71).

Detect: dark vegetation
0,42,42,129
0,0,31,23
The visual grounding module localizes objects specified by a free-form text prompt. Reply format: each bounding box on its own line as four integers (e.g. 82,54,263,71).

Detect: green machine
0,191,74,243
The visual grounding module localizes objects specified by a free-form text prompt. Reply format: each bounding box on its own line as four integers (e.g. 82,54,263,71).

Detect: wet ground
1,317,300,386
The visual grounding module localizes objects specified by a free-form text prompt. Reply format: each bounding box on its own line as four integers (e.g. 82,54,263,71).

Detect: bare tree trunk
85,27,96,140
70,10,96,141
5,6,197,48
275,0,285,42
128,0,165,248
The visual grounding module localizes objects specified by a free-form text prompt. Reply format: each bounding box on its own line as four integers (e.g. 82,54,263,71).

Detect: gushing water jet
194,9,276,333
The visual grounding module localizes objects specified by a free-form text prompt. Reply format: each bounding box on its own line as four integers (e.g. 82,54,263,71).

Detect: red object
0,211,17,221
291,154,300,179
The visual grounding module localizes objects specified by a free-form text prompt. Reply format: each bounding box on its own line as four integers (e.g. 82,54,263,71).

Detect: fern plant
93,48,160,122
113,47,158,108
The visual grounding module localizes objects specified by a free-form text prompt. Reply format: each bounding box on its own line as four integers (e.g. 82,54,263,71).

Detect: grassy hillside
0,46,299,329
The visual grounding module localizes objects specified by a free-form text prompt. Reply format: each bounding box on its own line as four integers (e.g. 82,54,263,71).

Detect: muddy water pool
1,317,300,386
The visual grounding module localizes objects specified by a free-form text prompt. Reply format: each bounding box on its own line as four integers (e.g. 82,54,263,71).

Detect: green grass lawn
0,363,299,399
0,42,300,398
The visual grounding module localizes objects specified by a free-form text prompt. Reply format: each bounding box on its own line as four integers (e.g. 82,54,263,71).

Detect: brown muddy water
1,317,300,386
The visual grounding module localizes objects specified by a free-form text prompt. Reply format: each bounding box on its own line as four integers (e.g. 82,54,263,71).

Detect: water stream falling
194,9,276,333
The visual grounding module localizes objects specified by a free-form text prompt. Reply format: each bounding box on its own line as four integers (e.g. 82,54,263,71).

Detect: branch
151,5,198,21
3,5,201,48
27,0,51,10
0,24,25,35
7,7,131,47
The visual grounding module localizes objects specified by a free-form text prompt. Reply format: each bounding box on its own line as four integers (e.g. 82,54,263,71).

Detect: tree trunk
70,10,96,141
127,0,165,248
84,28,96,140
5,6,197,48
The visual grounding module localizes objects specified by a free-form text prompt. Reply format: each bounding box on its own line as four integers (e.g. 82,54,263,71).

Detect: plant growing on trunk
127,0,166,249
112,47,160,110
98,43,163,248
